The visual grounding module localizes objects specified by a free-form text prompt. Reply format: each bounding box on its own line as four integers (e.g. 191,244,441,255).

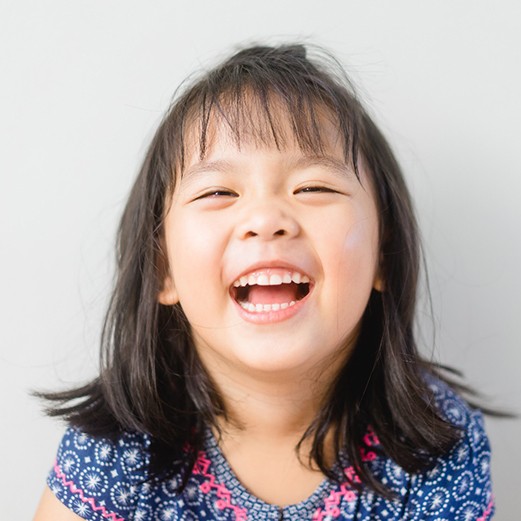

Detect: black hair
39,43,469,497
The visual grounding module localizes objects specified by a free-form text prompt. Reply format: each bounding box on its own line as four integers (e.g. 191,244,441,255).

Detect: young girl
34,44,494,520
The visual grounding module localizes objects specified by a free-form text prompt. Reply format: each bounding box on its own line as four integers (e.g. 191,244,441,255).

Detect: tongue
248,284,298,305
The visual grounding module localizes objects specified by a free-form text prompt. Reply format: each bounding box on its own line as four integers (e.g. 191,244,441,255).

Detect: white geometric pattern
47,377,494,520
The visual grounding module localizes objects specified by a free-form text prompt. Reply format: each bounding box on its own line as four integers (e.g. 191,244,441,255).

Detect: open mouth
231,270,312,313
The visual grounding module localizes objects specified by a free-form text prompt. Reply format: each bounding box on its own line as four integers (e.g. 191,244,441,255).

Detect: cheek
322,207,379,268
344,216,379,262
168,210,216,264
322,213,379,311
165,215,228,314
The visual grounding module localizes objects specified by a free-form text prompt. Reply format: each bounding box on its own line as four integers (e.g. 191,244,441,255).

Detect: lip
228,260,314,324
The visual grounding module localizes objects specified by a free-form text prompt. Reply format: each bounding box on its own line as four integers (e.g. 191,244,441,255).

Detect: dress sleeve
47,427,150,521
405,384,495,520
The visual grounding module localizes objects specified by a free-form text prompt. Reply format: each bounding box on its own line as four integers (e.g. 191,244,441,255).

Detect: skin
160,122,380,377
33,487,84,521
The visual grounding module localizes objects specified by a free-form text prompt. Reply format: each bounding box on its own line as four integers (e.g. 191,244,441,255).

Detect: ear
373,262,385,292
373,275,384,292
158,275,179,305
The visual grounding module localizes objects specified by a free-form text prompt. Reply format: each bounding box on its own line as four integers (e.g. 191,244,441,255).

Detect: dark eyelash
197,190,237,200
297,186,336,193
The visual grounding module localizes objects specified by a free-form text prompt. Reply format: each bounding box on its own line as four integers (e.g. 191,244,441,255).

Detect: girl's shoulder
378,374,495,520
47,426,151,521
425,372,483,427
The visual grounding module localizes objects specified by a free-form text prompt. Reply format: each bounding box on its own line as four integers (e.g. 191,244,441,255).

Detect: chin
232,346,322,377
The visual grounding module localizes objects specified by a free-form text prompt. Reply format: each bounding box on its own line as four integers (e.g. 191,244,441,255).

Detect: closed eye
295,186,339,194
194,189,238,200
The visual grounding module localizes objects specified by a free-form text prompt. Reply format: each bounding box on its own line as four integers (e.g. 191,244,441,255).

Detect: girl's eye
296,186,337,194
195,189,237,200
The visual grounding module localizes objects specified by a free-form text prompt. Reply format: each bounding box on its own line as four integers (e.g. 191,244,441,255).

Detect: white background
1,1,519,518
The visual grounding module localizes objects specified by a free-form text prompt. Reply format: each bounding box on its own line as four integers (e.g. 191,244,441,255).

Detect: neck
225,377,321,437
203,358,339,441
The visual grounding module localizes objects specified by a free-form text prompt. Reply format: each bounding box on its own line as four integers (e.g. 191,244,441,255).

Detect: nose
236,200,300,241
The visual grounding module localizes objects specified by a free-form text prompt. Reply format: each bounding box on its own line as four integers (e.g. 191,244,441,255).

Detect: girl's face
159,115,381,382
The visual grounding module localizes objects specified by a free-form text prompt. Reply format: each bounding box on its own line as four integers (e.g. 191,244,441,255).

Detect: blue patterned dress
47,378,494,520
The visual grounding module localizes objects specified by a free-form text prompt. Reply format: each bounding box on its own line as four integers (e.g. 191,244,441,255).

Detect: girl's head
81,44,454,493
115,42,418,388
157,62,382,379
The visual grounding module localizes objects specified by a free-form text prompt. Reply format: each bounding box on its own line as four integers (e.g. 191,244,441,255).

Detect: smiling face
159,112,381,383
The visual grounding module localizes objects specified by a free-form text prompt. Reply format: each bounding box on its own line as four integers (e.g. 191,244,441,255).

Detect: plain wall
1,1,519,518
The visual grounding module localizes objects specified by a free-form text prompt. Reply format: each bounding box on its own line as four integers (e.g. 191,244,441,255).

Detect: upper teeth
233,271,310,288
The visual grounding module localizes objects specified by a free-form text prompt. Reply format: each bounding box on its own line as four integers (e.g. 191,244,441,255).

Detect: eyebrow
293,156,353,178
182,155,354,182
182,159,235,180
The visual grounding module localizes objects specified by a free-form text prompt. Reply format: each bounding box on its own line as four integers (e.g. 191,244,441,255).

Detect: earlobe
373,253,385,292
158,276,179,305
373,274,384,292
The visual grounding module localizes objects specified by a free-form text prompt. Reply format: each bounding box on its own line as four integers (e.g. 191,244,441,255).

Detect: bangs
195,88,342,158
171,45,364,178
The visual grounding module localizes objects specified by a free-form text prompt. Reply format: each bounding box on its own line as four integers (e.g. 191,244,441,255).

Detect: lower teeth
239,301,296,312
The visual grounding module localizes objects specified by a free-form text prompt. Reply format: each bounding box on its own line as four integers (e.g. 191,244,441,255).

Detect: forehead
180,93,350,173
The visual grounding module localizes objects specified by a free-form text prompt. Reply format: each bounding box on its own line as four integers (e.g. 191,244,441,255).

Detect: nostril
243,229,286,239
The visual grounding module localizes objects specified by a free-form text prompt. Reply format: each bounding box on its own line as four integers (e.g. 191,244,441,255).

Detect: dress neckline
203,428,342,518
